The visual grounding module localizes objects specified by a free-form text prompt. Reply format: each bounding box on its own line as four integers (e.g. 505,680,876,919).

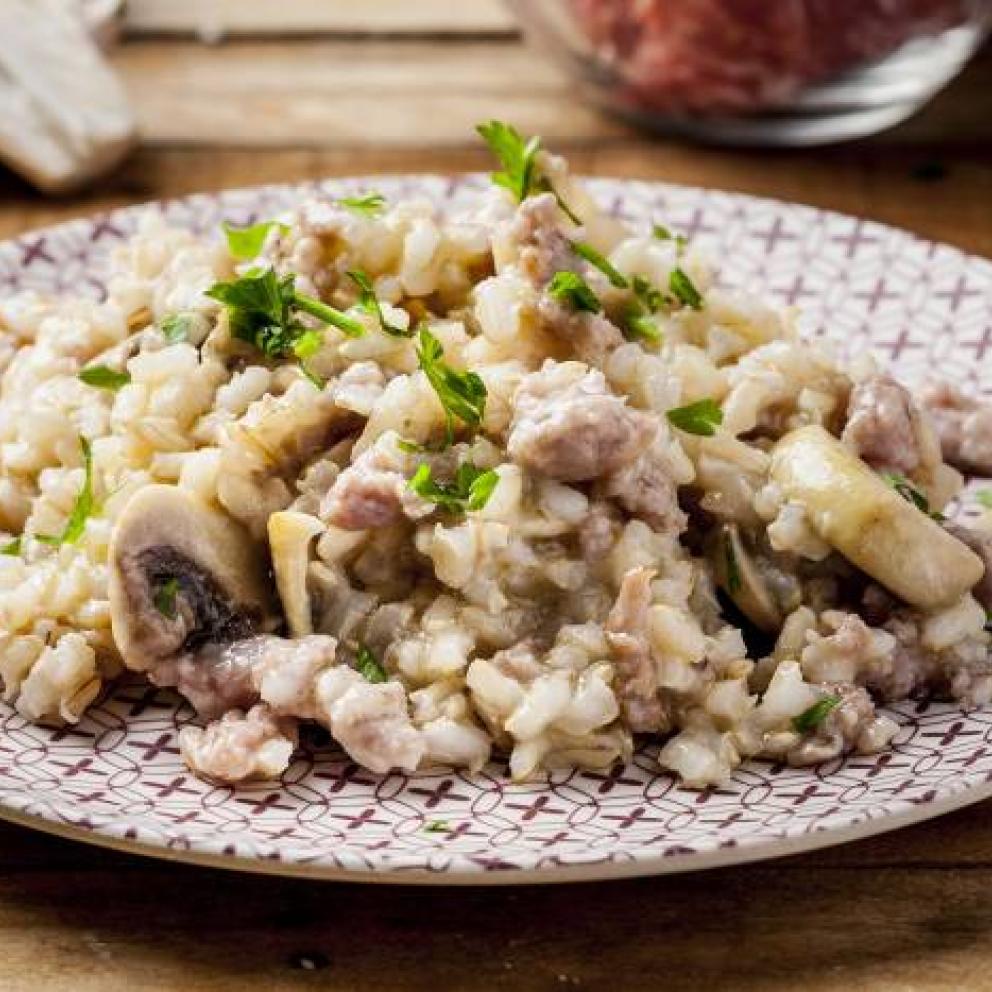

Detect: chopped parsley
424,820,451,834
1,536,21,557
356,644,388,684
78,365,130,392
548,270,601,314
222,220,288,260
723,531,742,595
571,241,627,289
37,437,95,547
409,462,499,513
666,398,723,437
153,577,180,618
669,267,703,310
416,326,487,444
338,192,387,217
882,473,944,522
654,224,688,251
206,268,365,362
347,269,410,337
976,489,992,509
623,275,666,345
476,120,580,224
159,312,195,344
792,696,841,734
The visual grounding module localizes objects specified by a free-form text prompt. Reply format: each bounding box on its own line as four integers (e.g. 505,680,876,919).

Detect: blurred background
2,0,990,255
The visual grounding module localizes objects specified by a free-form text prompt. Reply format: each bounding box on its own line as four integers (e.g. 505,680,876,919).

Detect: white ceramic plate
1,175,991,884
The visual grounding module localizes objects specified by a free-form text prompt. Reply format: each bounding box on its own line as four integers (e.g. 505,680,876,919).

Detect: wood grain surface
0,7,990,991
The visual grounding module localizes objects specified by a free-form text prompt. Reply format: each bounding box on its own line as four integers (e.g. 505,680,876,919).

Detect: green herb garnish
652,225,688,251
548,271,601,314
724,531,742,595
347,269,410,338
666,398,722,437
475,121,580,224
882,473,944,522
78,365,130,392
669,267,703,310
222,220,288,260
153,577,180,618
338,192,387,217
356,644,388,684
37,436,95,547
416,326,487,444
207,268,364,359
1,536,22,557
571,241,627,289
424,820,451,834
159,313,195,344
622,275,665,344
792,696,841,734
408,462,499,513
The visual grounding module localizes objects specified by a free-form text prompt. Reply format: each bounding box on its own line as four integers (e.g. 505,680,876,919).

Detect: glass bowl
507,0,992,146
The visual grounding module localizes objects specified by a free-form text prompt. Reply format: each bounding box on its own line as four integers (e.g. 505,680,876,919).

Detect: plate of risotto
1,123,992,883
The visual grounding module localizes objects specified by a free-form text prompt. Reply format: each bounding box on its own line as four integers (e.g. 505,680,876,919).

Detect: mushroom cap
108,485,278,674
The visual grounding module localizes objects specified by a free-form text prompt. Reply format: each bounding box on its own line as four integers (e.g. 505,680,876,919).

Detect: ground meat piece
536,297,626,368
179,704,298,784
605,567,668,732
841,374,937,475
578,503,620,562
787,683,898,766
508,361,656,481
320,433,430,530
315,667,425,774
250,634,338,720
800,611,896,688
920,380,992,475
504,193,575,285
601,437,687,533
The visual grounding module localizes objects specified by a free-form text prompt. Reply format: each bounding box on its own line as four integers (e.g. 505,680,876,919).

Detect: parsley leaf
153,577,180,618
292,329,323,359
356,644,388,683
159,313,195,344
653,224,673,241
347,269,410,337
222,220,288,260
792,696,841,734
571,241,628,288
548,271,601,313
37,436,95,547
207,268,365,358
669,267,704,310
666,398,722,436
424,820,451,834
475,120,580,224
409,462,499,513
416,326,487,443
624,312,663,345
882,473,944,521
78,365,130,392
976,489,992,510
1,536,21,557
338,192,387,217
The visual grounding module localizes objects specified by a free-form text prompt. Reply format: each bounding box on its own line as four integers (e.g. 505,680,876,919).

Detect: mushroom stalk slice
108,485,278,675
708,523,784,633
269,511,324,638
770,425,984,609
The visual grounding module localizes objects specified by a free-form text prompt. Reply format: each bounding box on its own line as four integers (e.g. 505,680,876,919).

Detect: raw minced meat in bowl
2,122,992,792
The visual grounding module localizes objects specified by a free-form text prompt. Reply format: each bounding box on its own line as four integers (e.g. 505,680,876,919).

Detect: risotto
2,123,992,789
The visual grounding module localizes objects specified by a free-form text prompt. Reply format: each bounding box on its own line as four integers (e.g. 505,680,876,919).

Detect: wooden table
2,5,991,990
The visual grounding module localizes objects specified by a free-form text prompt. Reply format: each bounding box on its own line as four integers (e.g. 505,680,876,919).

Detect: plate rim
1,172,990,884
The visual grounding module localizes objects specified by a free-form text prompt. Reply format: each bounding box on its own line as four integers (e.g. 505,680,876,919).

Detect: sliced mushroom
108,485,279,714
708,523,796,632
770,425,984,609
268,511,324,637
